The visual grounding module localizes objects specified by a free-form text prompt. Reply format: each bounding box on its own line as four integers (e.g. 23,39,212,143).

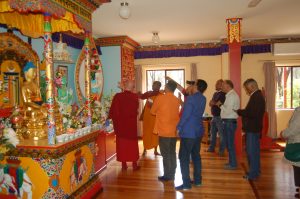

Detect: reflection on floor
97,141,294,199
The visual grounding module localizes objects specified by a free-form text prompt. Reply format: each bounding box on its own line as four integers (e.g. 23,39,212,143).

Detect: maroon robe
109,90,139,162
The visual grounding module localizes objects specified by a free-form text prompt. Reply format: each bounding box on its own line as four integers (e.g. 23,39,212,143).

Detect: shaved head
152,81,161,91
124,80,135,91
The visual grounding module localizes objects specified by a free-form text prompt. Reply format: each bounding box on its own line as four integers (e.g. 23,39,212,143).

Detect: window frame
276,66,300,109
145,69,185,92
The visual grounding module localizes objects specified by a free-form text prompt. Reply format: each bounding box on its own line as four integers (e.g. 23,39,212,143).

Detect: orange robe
109,90,139,162
140,91,162,150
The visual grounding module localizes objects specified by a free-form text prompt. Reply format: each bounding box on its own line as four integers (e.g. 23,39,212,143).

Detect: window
146,69,185,97
276,66,300,109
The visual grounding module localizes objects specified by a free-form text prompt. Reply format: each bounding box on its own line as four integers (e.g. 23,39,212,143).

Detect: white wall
135,52,300,136
276,109,293,133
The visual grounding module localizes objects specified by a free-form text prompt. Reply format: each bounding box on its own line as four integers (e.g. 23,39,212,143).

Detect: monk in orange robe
139,81,162,156
109,80,140,170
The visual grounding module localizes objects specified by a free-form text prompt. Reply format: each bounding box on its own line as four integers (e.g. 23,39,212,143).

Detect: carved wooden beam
95,36,140,50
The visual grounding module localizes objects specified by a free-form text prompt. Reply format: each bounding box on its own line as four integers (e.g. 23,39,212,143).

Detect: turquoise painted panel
100,46,121,96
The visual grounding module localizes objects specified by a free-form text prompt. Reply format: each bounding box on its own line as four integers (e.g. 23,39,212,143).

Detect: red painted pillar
226,18,243,158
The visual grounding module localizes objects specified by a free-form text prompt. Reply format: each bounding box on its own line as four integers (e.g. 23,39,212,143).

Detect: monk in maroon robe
109,80,140,170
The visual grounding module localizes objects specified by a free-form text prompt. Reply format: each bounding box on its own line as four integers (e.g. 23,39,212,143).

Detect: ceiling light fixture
248,0,262,8
119,2,131,19
152,32,160,44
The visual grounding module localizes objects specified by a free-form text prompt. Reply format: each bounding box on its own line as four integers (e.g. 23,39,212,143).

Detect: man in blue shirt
176,79,207,191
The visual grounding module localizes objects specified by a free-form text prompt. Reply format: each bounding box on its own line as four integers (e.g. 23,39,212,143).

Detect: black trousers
293,166,300,187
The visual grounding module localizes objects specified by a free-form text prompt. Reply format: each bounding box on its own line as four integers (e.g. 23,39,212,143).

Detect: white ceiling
92,0,300,45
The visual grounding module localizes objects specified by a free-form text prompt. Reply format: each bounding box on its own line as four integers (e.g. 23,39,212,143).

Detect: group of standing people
109,78,208,190
207,78,265,181
108,76,270,191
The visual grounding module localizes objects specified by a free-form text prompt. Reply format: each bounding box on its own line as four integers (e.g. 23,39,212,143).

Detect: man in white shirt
217,80,240,170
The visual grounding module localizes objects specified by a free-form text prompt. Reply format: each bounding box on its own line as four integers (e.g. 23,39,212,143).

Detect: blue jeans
223,120,237,167
179,137,202,187
246,132,260,179
208,116,225,153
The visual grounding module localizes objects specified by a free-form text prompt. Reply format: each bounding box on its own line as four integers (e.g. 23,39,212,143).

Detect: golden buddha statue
22,62,47,140
21,62,63,140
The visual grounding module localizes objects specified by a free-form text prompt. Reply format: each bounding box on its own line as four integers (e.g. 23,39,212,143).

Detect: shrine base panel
0,131,106,199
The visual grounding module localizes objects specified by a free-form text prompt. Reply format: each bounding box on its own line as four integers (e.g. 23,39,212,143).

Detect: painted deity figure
70,149,87,191
0,158,33,199
56,69,73,105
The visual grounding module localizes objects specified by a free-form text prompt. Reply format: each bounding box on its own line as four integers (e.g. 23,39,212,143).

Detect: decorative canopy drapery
0,23,102,54
0,0,110,38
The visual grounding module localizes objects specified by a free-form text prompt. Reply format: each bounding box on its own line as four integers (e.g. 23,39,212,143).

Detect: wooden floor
97,141,295,199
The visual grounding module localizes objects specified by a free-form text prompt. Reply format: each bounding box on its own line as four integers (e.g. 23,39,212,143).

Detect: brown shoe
133,165,141,171
142,150,147,156
122,162,128,170
132,162,140,171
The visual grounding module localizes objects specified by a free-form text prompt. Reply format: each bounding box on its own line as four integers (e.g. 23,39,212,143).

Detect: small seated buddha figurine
22,62,47,140
22,62,64,140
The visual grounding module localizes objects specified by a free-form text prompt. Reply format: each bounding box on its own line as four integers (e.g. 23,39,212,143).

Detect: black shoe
206,149,215,153
158,176,173,182
295,193,299,198
175,185,192,191
190,180,202,187
296,188,299,192
243,175,258,181
224,165,237,170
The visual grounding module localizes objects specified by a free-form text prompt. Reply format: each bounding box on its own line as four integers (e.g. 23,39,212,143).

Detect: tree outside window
276,67,300,109
146,69,185,98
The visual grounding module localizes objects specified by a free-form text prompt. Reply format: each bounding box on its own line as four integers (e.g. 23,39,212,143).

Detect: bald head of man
215,79,223,91
124,79,135,92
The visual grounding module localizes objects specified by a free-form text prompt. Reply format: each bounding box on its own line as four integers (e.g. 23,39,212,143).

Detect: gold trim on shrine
52,0,92,21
